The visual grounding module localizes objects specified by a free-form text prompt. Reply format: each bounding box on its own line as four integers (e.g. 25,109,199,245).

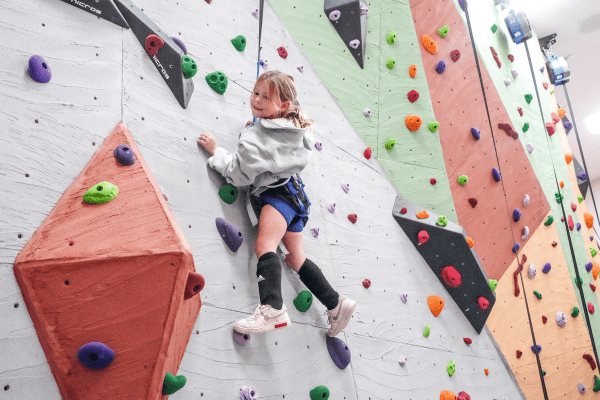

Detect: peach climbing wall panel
13,123,202,399
409,0,550,280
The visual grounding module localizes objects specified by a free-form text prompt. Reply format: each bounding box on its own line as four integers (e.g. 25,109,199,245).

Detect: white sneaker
326,296,356,337
233,304,291,334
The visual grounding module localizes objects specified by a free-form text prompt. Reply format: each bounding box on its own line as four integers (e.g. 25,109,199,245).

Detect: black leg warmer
257,252,283,310
297,258,339,310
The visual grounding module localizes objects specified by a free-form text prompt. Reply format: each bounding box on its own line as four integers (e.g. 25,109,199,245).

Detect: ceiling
511,0,600,182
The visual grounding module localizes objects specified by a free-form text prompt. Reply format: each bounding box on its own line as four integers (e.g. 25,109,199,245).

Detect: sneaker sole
328,299,356,337
234,319,291,335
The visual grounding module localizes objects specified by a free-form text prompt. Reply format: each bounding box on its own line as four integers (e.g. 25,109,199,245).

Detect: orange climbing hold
405,115,423,132
440,390,457,400
484,368,489,376
466,236,474,248
428,295,445,317
558,108,566,119
421,35,438,55
593,263,600,281
409,64,417,78
585,213,594,229
560,181,564,188
565,154,573,164
416,210,429,219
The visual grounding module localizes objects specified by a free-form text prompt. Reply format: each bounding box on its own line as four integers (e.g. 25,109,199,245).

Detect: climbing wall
0,0,529,399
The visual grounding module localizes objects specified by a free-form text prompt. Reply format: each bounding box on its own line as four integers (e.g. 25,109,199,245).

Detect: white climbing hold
349,39,360,49
329,10,341,21
341,182,350,194
399,355,407,365
252,8,259,17
522,226,529,240
526,143,534,153
528,263,536,279
523,194,530,207
511,70,518,79
310,227,319,238
297,66,304,73
360,5,369,15
504,78,511,86
327,203,336,213
160,186,169,201
363,108,371,117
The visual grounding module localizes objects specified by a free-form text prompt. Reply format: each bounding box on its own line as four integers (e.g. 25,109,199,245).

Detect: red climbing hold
145,34,164,56
546,122,556,136
441,266,462,288
468,198,478,208
508,54,514,62
591,284,597,292
348,213,358,224
572,202,577,212
543,82,548,90
490,47,501,68
568,215,574,231
418,230,430,245
498,123,518,139
457,392,471,400
204,0,212,3
407,90,420,103
463,338,472,345
430,178,437,185
518,107,523,117
589,302,595,314
583,353,597,370
478,297,489,310
400,207,407,215
516,350,522,358
277,46,288,59
451,50,461,62
552,241,558,247
542,315,547,324
362,279,371,289
364,147,372,159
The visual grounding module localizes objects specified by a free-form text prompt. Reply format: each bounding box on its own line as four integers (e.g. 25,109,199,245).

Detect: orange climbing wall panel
13,122,202,399
409,0,550,280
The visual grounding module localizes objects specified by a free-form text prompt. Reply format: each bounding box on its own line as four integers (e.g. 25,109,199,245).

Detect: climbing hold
528,263,536,279
170,37,187,54
468,198,478,208
579,196,585,203
578,171,589,181
349,39,360,49
457,392,470,400
466,236,474,248
427,296,445,317
440,390,456,400
498,123,519,139
542,315,547,324
437,216,448,226
234,330,250,345
28,55,52,83
522,122,529,132
522,226,530,240
546,122,556,136
450,50,461,62
572,306,580,317
492,168,502,182
421,35,438,54
326,337,350,369
556,311,567,327
585,213,594,228
400,293,408,304
348,213,358,224
436,60,446,74
438,25,450,38
185,272,205,300
181,55,198,79
592,284,597,292
463,338,472,344
407,90,420,103
416,211,429,219
471,127,481,140
205,71,228,94
559,181,565,188
578,383,587,394
430,178,437,185
398,355,407,365
409,64,417,78
491,24,498,33
83,181,118,204
328,10,341,20
363,108,371,117
564,120,573,130
240,386,258,400
504,79,511,86
489,279,498,291
423,325,431,337
590,303,596,314
277,46,288,59
511,70,518,79
446,360,456,377
400,207,407,215
484,368,489,375
544,215,554,226
310,228,319,238
405,115,422,132
441,266,462,288
514,209,523,223
309,386,330,400
577,222,582,231
387,31,396,44
531,344,542,354
259,59,269,68
585,353,598,370
594,376,600,393
364,147,372,159
527,143,534,153
518,107,523,116
555,193,563,203
512,243,520,253
231,35,247,52
516,350,523,358
297,66,304,73
478,297,489,310
386,57,396,69
458,175,468,186
385,138,396,150
550,89,555,94
508,54,514,62
525,94,533,104
490,46,501,68
418,230,430,245
551,112,560,124
568,215,575,231
593,263,600,280
216,218,243,252
542,263,551,274
162,372,186,395
77,342,114,370
587,262,594,272
533,290,542,300
558,108,566,118
341,183,350,193
565,154,573,164
362,279,371,288
327,203,336,213
144,35,164,56
113,144,136,166
315,142,323,151
219,183,238,204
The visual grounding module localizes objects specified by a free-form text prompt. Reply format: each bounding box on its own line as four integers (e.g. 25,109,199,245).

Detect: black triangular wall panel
59,0,129,28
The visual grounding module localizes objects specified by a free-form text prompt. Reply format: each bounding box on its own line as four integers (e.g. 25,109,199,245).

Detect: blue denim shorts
250,175,311,232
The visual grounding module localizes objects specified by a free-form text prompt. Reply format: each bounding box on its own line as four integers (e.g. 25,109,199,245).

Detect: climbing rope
461,2,548,398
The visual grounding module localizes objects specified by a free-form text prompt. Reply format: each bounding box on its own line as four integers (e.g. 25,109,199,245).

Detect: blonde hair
255,71,313,130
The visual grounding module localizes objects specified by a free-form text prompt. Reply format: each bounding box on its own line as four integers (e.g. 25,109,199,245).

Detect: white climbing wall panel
0,0,525,398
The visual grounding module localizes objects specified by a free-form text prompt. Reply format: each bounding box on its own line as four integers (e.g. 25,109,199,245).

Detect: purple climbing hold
315,142,323,151
436,60,446,74
400,293,408,304
564,120,573,131
113,144,136,166
240,386,258,400
587,262,594,272
526,143,534,153
513,208,521,222
77,342,115,370
471,127,481,140
341,182,350,194
310,228,319,238
578,383,587,394
591,236,595,241
327,203,336,213
234,330,251,345
531,344,542,354
512,243,520,253
28,55,52,83
297,65,304,73
540,65,545,73
492,168,502,182
216,217,243,252
329,10,341,21
577,171,588,181
577,222,582,231
326,336,351,369
556,311,567,327
542,263,551,274
349,39,360,49
171,37,188,55
259,59,269,68
360,5,369,15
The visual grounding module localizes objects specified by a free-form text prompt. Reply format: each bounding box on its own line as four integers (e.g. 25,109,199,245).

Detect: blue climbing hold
578,171,588,181
28,55,52,83
513,208,521,222
531,344,542,354
113,144,136,166
436,60,446,74
471,127,481,140
77,342,115,370
542,263,551,274
587,262,594,272
492,168,502,182
512,243,520,253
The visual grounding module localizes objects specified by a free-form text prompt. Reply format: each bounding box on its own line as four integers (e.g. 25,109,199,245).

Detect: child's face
250,80,289,119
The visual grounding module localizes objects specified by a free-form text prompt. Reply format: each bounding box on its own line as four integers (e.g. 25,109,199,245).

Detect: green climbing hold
458,175,468,186
550,89,555,95
533,290,542,300
491,24,498,33
575,277,583,286
162,372,186,395
182,55,198,79
578,195,584,203
447,360,456,376
542,370,546,376
555,193,563,203
594,375,600,392
544,215,554,226
592,248,598,257
489,279,498,291
218,183,238,204
423,325,431,337
428,122,440,132
525,94,533,104
83,181,118,204
523,122,529,132
231,35,247,51
293,290,313,312
386,57,396,69
438,25,450,38
438,216,448,226
572,306,580,317
310,386,330,400
385,138,396,150
205,71,228,94
387,31,396,44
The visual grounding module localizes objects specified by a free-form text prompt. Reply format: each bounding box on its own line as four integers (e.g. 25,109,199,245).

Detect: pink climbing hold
450,50,461,62
184,272,205,300
362,279,371,289
568,215,574,231
589,303,595,314
543,82,548,90
478,297,490,310
457,392,471,400
145,34,164,56
400,207,407,214
546,122,556,136
407,90,420,103
364,147,372,159
508,54,514,62
518,107,523,117
441,266,462,288
551,112,560,124
418,230,430,245
348,213,358,224
430,178,437,185
572,202,577,212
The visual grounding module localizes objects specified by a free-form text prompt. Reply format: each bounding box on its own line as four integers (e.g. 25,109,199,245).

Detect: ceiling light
585,111,600,135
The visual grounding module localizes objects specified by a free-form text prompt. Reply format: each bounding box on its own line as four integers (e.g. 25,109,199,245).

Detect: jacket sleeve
208,140,273,186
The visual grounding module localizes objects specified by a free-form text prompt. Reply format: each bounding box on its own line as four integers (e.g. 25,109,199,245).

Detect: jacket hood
260,118,306,131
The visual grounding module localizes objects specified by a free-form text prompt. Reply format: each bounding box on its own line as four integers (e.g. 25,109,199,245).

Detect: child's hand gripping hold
198,132,217,156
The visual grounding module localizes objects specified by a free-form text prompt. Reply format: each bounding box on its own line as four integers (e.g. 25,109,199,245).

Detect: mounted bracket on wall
392,194,496,334
114,0,194,108
58,0,129,28
324,0,368,69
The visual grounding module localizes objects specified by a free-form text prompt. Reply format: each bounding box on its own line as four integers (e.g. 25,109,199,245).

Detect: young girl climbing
197,71,356,336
